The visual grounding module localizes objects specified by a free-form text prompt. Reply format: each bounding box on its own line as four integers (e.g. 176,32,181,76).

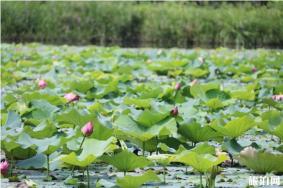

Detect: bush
1,2,283,48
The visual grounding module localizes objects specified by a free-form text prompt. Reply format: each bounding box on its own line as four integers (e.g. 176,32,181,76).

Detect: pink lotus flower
64,93,80,103
170,106,178,117
252,67,257,73
272,94,283,101
175,83,181,90
38,79,47,89
81,122,94,137
0,160,9,175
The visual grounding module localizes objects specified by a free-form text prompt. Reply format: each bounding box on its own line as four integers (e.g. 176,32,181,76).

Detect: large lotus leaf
147,154,174,166
148,60,187,72
91,115,113,140
114,115,176,142
258,110,283,140
124,98,153,108
206,89,230,101
24,120,57,139
222,138,244,155
116,170,160,188
130,101,172,128
230,85,255,101
23,91,65,105
95,80,119,98
3,111,22,129
133,83,163,99
178,121,221,142
17,152,59,170
186,68,208,78
30,100,59,119
102,150,152,172
60,152,96,168
17,133,63,155
7,102,31,115
190,82,219,101
61,137,117,167
56,108,94,126
174,151,228,173
1,136,21,152
210,116,255,138
238,150,283,173
1,111,23,138
65,78,93,93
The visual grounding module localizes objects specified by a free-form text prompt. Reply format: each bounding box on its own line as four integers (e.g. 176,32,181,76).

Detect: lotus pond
1,44,283,188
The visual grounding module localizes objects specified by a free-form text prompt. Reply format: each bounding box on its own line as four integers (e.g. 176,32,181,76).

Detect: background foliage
2,1,283,48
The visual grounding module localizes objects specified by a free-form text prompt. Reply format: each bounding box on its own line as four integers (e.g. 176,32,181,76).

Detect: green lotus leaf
124,98,153,108
148,60,187,72
17,152,59,170
129,101,172,128
222,138,244,155
205,89,230,101
210,115,255,138
23,91,65,106
147,154,174,166
17,133,63,155
186,68,208,78
116,170,160,188
91,115,113,140
238,148,283,173
64,78,93,93
190,82,219,101
60,152,96,168
56,108,93,127
174,150,228,173
230,85,255,101
102,150,152,172
3,111,22,129
8,102,31,115
30,100,59,119
61,137,117,167
178,121,221,142
114,115,176,142
24,120,57,139
258,110,283,140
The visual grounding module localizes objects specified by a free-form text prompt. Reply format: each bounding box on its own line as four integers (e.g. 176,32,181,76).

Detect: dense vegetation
2,2,283,48
1,44,283,187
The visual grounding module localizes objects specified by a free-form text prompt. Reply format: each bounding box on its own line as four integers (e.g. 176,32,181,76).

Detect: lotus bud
64,93,80,103
38,79,47,89
175,83,181,91
170,106,178,117
191,79,198,86
0,160,9,176
272,94,283,101
81,122,94,137
252,67,257,73
240,147,257,158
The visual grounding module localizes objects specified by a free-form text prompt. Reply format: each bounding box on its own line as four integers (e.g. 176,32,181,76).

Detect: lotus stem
200,173,203,188
46,154,50,178
155,136,159,155
79,136,86,149
87,166,90,188
9,152,14,177
142,142,145,156
163,166,166,184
